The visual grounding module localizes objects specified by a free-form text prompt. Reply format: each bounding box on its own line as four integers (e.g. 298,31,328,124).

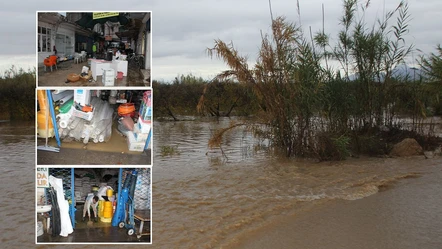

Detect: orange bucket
118,103,135,117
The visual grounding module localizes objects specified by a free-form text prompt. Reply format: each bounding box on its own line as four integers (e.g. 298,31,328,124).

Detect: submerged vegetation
0,66,35,120
160,145,181,157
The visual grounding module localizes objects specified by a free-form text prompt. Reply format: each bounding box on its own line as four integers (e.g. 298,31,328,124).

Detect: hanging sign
37,168,49,188
93,12,119,20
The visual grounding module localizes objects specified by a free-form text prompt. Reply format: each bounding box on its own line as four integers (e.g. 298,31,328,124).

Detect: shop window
38,26,52,53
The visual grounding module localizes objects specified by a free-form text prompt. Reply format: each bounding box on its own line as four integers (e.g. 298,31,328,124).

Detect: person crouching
83,195,99,222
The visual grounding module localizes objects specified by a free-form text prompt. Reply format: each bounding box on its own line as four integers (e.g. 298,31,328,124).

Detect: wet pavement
37,123,152,165
38,59,150,87
37,204,150,243
37,147,151,165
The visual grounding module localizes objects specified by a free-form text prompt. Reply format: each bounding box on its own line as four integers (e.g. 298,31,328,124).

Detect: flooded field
152,117,442,248
1,118,441,248
0,121,35,247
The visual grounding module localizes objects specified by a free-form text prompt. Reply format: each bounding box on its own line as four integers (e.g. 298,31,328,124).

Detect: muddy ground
37,147,151,165
38,59,150,87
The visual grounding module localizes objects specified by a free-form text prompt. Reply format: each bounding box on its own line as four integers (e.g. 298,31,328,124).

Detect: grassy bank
0,66,35,121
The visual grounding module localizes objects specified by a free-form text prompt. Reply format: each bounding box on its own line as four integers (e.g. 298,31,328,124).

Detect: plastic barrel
98,200,105,217
37,111,54,138
37,111,53,129
106,188,113,197
103,201,113,218
118,103,135,117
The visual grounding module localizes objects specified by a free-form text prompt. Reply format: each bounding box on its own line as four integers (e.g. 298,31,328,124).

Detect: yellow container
37,128,55,138
37,112,53,129
98,200,105,217
37,90,48,111
100,217,112,223
37,90,54,139
106,188,113,197
103,201,113,218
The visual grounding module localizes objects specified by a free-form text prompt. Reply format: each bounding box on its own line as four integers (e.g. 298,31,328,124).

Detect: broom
37,90,60,153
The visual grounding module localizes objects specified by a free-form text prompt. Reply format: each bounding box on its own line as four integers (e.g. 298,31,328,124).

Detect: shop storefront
36,89,152,165
37,167,151,242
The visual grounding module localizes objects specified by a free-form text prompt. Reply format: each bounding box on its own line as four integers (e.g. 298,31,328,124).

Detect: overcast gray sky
1,0,441,81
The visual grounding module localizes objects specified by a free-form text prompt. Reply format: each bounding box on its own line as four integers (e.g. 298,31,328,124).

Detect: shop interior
38,12,151,87
36,168,151,243
37,89,152,165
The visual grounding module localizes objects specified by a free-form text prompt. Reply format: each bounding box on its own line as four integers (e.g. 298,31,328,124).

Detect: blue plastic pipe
46,90,61,147
70,168,76,229
112,168,124,227
144,130,151,150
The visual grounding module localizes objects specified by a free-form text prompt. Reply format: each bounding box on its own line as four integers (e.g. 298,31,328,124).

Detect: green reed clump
0,66,36,120
420,45,442,82
316,133,351,161
160,145,181,157
206,0,442,159
208,16,325,157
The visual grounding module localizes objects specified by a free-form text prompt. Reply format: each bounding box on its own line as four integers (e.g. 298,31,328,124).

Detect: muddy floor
38,59,150,87
37,123,152,165
37,148,151,165
37,203,150,243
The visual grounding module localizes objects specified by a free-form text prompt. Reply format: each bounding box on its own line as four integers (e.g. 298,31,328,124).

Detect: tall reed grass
207,0,442,159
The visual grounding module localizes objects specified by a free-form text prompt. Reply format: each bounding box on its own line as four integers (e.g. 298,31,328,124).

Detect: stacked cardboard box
74,89,91,106
127,90,152,152
138,91,152,122
74,178,83,201
102,68,115,86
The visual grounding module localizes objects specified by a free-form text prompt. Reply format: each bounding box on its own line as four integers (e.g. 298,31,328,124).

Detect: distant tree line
0,66,35,120
153,74,260,120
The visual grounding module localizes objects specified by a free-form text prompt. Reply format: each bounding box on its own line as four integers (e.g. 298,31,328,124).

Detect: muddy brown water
0,121,35,247
152,117,442,248
1,118,442,248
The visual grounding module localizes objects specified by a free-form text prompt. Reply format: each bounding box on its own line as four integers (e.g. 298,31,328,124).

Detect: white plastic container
133,125,149,142
72,108,94,121
37,221,44,236
137,117,151,133
127,131,145,152
74,89,91,106
102,68,115,86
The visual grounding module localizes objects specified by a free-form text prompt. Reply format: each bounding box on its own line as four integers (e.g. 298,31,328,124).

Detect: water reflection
0,122,35,248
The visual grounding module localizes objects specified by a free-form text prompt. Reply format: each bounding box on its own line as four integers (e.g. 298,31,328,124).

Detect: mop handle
46,90,61,147
45,92,49,146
